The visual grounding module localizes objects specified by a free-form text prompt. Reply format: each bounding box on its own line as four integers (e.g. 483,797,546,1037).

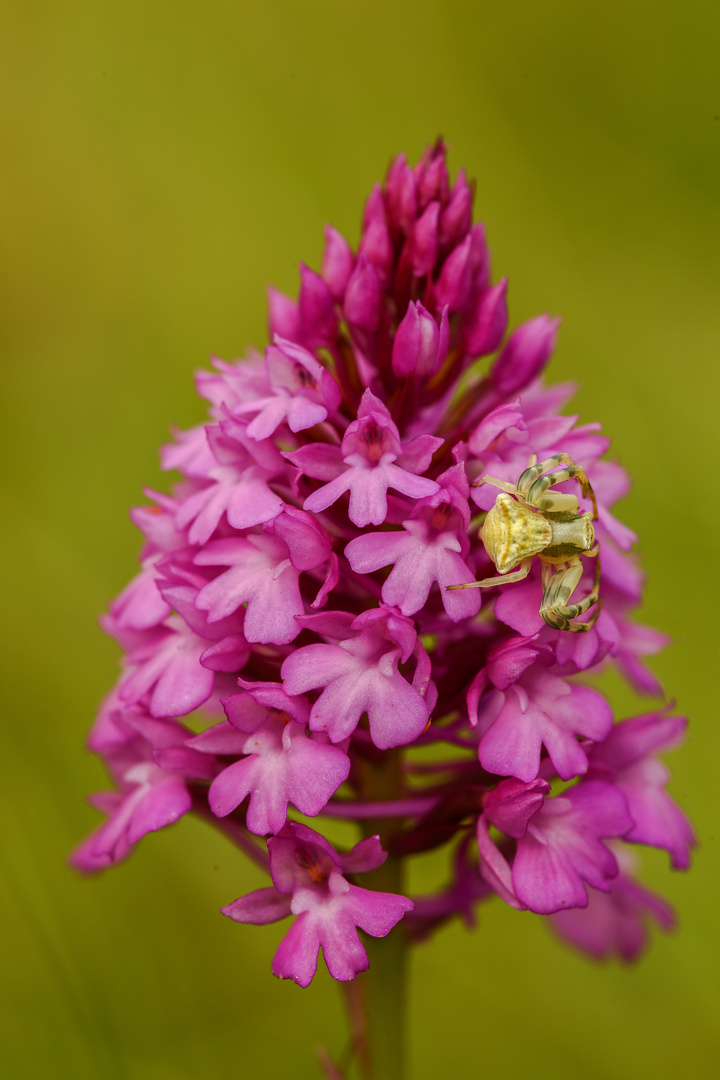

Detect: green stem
342,748,409,1080
356,921,407,1080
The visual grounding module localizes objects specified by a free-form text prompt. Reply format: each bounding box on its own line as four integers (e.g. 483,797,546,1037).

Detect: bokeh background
2,2,719,1077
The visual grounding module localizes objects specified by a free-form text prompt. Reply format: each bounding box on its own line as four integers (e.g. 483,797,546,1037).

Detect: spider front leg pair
538,549,601,633
448,453,602,633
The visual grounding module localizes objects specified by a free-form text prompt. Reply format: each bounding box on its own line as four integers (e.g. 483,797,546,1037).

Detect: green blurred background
2,2,718,1077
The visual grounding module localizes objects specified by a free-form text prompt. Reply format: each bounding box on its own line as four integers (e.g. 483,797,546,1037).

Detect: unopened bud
343,253,382,332
322,225,354,300
392,301,448,378
299,264,338,347
465,278,508,357
490,314,560,395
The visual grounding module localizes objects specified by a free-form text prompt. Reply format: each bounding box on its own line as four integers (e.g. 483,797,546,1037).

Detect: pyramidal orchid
75,142,693,1080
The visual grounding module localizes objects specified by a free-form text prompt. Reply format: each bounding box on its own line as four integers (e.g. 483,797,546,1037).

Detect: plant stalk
342,748,409,1080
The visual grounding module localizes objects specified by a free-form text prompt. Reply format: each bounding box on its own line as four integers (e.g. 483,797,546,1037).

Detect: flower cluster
75,142,693,986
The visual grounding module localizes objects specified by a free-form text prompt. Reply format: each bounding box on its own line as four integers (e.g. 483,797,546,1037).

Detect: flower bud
362,182,385,230
267,286,299,342
360,185,393,283
392,301,448,378
435,232,472,312
410,201,440,277
416,140,449,209
490,314,560,395
343,253,382,332
385,153,417,234
359,217,393,284
467,223,490,296
439,169,473,249
322,225,354,299
465,277,508,357
298,263,338,347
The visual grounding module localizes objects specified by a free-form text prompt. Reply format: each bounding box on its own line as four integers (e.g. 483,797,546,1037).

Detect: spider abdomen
541,514,596,565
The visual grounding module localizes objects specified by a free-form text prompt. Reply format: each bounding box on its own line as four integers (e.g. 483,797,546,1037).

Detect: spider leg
471,473,520,495
541,559,557,590
535,490,580,514
446,558,532,591
517,454,575,495
540,555,602,633
525,465,599,519
517,454,599,519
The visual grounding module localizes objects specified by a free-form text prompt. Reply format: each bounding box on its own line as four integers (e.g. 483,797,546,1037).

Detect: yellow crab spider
448,453,601,633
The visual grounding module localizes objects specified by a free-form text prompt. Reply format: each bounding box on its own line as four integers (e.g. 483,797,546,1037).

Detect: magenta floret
222,824,413,986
